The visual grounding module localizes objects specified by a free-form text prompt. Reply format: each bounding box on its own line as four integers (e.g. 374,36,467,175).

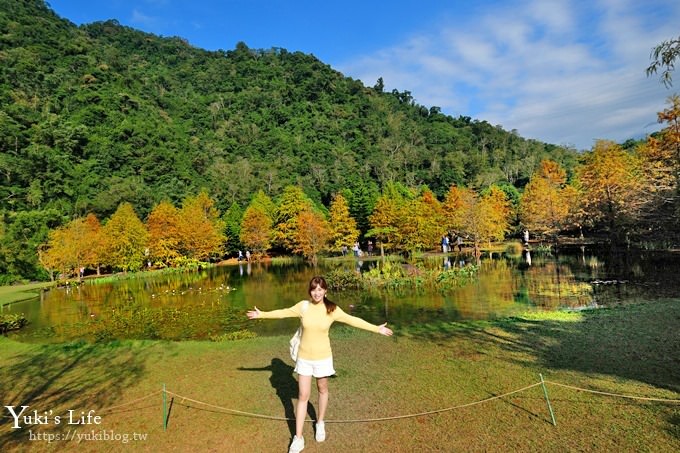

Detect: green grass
0,281,55,306
1,300,679,452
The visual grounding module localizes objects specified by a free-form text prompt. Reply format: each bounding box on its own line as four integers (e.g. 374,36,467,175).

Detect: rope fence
543,380,680,403
92,375,680,431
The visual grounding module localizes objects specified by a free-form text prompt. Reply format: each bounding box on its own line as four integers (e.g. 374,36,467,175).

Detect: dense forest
1,1,677,282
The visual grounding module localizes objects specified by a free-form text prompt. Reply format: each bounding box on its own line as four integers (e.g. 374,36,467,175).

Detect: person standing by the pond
246,276,393,453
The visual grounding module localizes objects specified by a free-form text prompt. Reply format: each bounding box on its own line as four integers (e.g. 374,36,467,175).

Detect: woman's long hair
308,276,337,314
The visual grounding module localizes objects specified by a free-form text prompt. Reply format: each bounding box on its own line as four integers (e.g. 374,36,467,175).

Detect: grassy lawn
0,281,55,306
1,300,679,452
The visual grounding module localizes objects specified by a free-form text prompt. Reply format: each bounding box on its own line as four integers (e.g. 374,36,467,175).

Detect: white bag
289,300,309,362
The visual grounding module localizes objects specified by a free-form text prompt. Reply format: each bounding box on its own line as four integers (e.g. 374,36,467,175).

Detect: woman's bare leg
316,377,329,421
295,375,312,437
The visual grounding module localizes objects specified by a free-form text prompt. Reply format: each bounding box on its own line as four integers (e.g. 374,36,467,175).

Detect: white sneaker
289,435,304,453
315,421,326,442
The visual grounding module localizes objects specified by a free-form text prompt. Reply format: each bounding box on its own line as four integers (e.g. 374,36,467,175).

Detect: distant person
341,245,347,256
456,235,464,252
367,240,373,256
246,250,251,261
247,276,392,453
443,256,451,269
238,250,244,261
523,230,530,246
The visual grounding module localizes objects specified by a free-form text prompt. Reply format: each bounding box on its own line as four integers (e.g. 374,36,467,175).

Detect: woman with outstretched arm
247,275,392,453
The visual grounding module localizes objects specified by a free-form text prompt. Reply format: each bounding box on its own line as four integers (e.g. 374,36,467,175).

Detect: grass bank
1,300,679,452
0,281,55,307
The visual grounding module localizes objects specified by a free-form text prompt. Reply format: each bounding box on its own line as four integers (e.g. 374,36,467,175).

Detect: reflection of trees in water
14,249,680,341
523,261,594,309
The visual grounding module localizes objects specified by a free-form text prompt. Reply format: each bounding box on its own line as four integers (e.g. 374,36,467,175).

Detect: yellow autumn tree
82,213,104,274
100,203,149,272
294,209,330,265
637,95,680,227
482,186,512,243
577,140,645,236
147,200,182,266
401,188,444,253
40,214,104,280
368,188,407,255
328,193,359,252
519,160,573,238
445,185,510,254
178,191,226,261
442,185,476,234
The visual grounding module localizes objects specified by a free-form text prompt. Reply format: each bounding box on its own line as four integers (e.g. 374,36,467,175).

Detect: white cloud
337,0,679,149
131,9,158,28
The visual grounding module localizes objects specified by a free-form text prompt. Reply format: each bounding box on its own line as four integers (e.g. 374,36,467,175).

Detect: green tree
647,36,680,87
274,185,315,252
223,202,244,255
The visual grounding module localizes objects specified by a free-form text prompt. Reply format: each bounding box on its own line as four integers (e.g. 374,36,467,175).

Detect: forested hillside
0,0,580,280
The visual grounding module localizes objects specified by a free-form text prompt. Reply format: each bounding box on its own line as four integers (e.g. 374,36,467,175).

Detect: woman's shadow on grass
238,358,316,436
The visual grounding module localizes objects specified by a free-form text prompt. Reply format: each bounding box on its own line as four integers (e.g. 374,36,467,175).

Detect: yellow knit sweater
258,300,381,360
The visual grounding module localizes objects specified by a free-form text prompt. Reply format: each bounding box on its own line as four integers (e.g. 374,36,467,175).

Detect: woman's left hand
378,323,393,336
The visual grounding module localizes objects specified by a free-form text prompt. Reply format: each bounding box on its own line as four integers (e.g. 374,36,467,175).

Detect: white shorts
294,356,336,378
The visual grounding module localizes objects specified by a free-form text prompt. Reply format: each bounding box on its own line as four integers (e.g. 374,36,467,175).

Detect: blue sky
48,0,679,150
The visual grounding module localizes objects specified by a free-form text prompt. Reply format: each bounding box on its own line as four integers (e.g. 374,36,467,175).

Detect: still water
4,246,680,343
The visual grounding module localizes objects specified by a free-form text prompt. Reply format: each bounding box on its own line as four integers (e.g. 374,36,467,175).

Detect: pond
4,246,680,343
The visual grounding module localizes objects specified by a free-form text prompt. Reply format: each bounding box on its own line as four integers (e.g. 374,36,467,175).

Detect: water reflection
6,247,680,342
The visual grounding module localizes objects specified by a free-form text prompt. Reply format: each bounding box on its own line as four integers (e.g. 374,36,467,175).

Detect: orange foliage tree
146,200,182,266
294,209,330,265
401,189,444,253
442,185,476,234
637,95,680,229
177,191,226,261
82,213,104,274
443,185,511,253
577,140,645,236
240,192,274,256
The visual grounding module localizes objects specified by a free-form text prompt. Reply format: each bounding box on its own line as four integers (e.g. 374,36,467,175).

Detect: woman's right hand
246,307,261,319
